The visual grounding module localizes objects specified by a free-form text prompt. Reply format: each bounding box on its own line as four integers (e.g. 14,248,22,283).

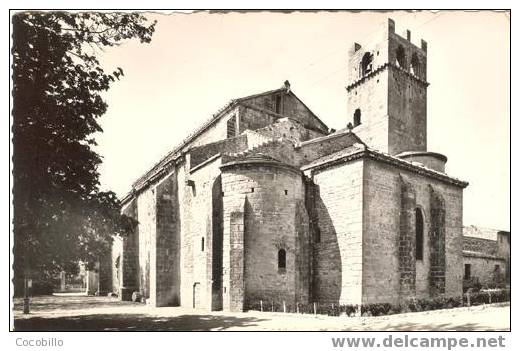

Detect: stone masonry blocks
429,185,446,296
398,175,417,300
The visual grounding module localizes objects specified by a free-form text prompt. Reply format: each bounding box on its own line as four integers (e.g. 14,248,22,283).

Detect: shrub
445,296,463,308
340,304,358,316
468,289,510,306
431,296,447,310
248,290,508,318
463,279,482,293
361,303,392,317
407,298,418,312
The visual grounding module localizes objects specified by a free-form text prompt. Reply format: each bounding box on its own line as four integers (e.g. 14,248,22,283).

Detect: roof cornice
346,63,429,92
462,250,504,261
302,147,468,188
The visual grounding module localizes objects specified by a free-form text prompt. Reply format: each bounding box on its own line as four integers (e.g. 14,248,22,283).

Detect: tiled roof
463,225,502,241
301,144,468,188
122,85,314,203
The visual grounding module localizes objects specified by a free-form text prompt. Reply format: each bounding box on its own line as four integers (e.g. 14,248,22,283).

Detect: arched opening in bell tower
360,52,373,76
410,53,420,76
396,45,407,68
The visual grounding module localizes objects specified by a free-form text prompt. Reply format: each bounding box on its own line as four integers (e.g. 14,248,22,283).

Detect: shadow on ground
13,295,136,313
14,313,267,331
13,296,510,331
368,322,498,331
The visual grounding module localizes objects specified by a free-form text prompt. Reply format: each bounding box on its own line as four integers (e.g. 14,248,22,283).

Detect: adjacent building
462,226,510,290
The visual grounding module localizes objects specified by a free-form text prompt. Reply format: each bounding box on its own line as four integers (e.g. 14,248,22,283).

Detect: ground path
13,295,510,331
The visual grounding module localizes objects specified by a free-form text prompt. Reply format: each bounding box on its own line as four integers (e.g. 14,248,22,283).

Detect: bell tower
346,18,429,156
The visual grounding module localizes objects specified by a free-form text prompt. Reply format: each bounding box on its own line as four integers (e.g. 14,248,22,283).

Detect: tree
12,12,155,293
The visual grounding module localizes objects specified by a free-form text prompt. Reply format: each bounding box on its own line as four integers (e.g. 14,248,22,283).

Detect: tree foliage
12,12,155,284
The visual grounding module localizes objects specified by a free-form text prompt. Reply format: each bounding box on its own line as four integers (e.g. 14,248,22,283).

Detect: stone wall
398,176,417,300
346,18,427,156
238,104,278,133
153,172,181,306
241,91,328,133
429,185,446,296
310,159,364,305
119,199,139,300
254,118,325,144
220,162,310,311
190,134,248,169
387,68,427,155
121,171,182,306
462,231,509,288
497,232,510,285
136,187,154,299
282,93,327,132
362,158,463,303
187,107,241,148
178,156,223,310
463,236,498,256
463,255,505,287
298,132,361,167
348,71,389,153
346,20,390,153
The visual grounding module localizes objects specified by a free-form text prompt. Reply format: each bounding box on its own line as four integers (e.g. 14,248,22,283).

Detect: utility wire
299,11,446,90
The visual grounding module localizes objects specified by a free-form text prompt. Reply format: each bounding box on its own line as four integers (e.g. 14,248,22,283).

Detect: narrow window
353,109,361,127
227,115,237,138
201,237,205,252
360,52,373,76
278,249,286,270
415,208,424,260
284,189,288,195
396,45,406,68
464,264,471,279
315,227,321,243
494,264,500,272
275,95,282,114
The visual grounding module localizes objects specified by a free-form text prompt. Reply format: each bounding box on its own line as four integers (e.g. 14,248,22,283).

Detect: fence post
260,300,263,312
313,302,317,315
271,301,274,312
296,303,299,314
283,301,286,313
488,292,492,304
466,292,471,307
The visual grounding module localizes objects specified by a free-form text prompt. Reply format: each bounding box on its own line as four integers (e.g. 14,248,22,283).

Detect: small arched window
278,249,286,269
410,53,420,76
201,237,205,252
396,45,406,68
354,109,361,127
415,208,424,260
360,52,373,76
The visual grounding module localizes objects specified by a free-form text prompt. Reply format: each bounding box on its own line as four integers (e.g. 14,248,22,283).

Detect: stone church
108,19,468,311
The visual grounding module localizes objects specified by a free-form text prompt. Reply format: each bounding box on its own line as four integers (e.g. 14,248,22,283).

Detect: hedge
245,289,509,317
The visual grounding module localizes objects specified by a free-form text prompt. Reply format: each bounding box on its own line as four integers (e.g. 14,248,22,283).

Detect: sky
94,10,510,230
